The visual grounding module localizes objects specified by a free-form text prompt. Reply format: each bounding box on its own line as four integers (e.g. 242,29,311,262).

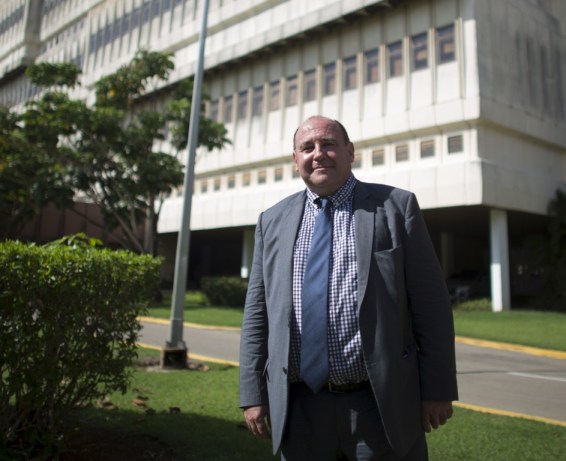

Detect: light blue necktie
300,198,332,393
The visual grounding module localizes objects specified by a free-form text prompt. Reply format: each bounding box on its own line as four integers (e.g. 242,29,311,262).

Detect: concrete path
138,317,566,426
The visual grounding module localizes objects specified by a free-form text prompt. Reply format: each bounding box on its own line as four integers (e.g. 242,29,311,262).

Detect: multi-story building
2,0,565,310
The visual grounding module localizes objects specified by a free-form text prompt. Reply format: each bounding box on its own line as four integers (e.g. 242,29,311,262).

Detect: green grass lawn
454,310,566,352
64,347,566,461
146,291,244,328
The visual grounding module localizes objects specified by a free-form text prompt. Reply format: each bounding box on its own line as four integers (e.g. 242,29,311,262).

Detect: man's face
293,117,354,197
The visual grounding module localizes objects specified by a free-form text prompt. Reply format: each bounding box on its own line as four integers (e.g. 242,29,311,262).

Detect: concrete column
490,209,511,311
240,227,255,278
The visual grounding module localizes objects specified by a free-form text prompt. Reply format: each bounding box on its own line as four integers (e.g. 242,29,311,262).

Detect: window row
208,24,456,122
193,134,464,195
41,20,85,53
88,0,184,54
42,0,72,15
197,166,298,194
370,134,464,166
0,5,24,38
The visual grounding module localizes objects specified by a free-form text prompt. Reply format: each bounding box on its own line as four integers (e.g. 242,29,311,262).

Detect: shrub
453,297,493,312
200,276,248,307
0,239,161,459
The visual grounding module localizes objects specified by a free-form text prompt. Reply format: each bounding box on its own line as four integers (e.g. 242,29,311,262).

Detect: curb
138,315,241,332
455,336,566,360
453,402,566,428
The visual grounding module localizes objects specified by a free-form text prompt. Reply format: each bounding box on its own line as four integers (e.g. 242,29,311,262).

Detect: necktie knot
317,197,331,211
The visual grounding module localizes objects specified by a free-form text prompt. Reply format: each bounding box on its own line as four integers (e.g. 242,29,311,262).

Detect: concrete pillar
240,227,255,278
490,209,511,311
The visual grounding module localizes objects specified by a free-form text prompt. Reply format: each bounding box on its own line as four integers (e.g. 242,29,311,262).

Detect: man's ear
292,151,298,168
348,142,355,162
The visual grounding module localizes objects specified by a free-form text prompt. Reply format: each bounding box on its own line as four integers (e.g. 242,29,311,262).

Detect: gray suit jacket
239,180,458,456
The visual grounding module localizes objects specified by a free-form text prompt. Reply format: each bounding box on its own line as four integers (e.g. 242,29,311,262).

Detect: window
447,135,463,154
121,13,131,36
258,170,267,184
323,62,336,96
372,148,385,166
104,24,112,45
213,177,221,191
132,7,141,28
343,55,357,90
269,80,280,111
420,140,435,158
142,2,151,24
304,69,316,102
223,95,233,122
112,20,121,40
395,144,409,162
388,41,403,77
365,49,379,84
209,99,219,121
200,179,208,193
243,172,251,186
152,0,161,17
228,175,236,189
237,90,248,119
411,33,428,70
252,86,263,117
274,167,284,182
437,24,455,64
286,75,298,107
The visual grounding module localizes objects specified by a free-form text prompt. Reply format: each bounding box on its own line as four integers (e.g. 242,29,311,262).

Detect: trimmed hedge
0,239,161,458
200,276,248,307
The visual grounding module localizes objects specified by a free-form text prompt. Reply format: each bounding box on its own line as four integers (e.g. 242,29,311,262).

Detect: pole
161,0,210,369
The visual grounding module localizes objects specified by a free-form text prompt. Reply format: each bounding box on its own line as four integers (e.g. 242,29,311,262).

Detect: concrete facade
1,0,565,308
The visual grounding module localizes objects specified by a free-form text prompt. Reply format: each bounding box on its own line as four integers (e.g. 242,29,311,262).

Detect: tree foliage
25,62,81,88
0,106,74,238
524,189,566,311
1,50,230,254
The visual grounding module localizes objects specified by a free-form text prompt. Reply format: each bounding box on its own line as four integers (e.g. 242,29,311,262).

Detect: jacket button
283,367,287,374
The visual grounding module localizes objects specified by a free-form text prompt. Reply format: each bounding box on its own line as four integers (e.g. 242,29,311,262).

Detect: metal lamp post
161,0,210,369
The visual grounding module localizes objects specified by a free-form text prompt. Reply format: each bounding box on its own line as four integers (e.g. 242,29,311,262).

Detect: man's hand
243,405,271,438
421,400,453,433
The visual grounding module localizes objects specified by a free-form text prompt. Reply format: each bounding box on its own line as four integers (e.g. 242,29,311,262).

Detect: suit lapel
278,191,306,306
353,182,375,310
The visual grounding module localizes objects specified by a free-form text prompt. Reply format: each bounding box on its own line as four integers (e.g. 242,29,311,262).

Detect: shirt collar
306,174,357,209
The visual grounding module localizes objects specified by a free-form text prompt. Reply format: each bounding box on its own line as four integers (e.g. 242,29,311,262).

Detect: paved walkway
138,317,566,427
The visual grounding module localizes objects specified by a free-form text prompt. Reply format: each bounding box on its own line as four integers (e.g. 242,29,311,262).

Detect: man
239,116,458,460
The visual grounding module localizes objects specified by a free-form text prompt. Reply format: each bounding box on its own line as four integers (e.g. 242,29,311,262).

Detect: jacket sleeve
239,213,269,408
403,193,459,401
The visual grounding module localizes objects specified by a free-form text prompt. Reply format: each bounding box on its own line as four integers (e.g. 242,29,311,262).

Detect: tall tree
3,50,230,253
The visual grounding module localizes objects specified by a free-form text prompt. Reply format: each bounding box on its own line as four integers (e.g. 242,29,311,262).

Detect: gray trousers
280,383,428,461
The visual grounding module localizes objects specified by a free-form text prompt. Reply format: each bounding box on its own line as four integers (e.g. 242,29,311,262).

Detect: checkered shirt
290,174,368,385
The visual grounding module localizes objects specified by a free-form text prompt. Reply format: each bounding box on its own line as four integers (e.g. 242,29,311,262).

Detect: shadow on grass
61,406,273,461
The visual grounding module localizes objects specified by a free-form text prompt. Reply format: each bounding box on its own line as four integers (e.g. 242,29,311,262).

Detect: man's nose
313,143,327,159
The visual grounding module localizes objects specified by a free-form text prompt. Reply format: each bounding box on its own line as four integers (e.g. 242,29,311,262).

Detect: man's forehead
297,120,337,139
